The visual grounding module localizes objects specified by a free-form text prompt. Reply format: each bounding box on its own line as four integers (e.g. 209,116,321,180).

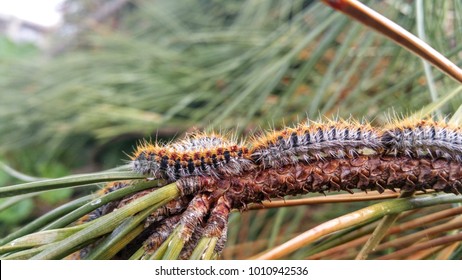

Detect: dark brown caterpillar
74,154,462,259
177,155,462,209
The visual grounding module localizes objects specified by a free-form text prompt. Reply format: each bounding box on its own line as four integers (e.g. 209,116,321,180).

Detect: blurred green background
1,0,461,256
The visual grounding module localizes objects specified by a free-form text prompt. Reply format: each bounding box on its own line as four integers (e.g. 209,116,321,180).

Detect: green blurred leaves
2,0,461,167
0,199,33,225
1,0,462,260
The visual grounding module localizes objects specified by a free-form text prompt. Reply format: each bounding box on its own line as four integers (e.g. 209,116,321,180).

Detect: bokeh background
1,0,461,258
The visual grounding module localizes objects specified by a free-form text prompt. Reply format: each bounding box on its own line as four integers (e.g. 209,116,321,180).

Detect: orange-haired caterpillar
73,119,462,259
131,119,383,178
131,133,252,181
381,119,462,161
250,120,381,167
131,119,462,180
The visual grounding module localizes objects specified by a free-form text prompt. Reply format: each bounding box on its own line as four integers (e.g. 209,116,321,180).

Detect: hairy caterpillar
249,119,381,167
131,132,252,181
381,119,462,161
131,119,462,180
177,155,462,210
72,118,462,260
129,117,462,205
131,119,384,179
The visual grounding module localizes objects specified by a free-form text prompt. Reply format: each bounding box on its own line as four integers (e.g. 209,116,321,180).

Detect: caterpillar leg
180,196,231,259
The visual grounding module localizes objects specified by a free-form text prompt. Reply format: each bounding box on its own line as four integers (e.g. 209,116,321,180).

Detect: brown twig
378,232,462,259
249,190,401,210
435,242,461,260
376,216,462,251
308,206,462,259
405,245,444,260
322,0,462,83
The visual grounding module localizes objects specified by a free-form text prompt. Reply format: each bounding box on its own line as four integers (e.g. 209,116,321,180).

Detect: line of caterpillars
131,119,462,181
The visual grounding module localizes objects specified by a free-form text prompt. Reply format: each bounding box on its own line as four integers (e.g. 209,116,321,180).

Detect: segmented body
131,119,462,178
250,120,382,167
75,118,462,260
381,119,462,161
131,133,253,181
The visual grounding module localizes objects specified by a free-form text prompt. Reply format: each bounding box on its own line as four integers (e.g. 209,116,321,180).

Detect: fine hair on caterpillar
381,119,462,161
131,132,252,181
82,153,462,258
75,117,462,259
249,120,381,167
205,155,462,208
131,118,462,181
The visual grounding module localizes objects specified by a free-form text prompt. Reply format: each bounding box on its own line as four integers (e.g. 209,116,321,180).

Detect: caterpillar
381,119,462,161
176,154,462,210
131,118,462,180
72,118,462,260
249,119,382,167
133,119,462,226
131,132,253,181
130,119,384,178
